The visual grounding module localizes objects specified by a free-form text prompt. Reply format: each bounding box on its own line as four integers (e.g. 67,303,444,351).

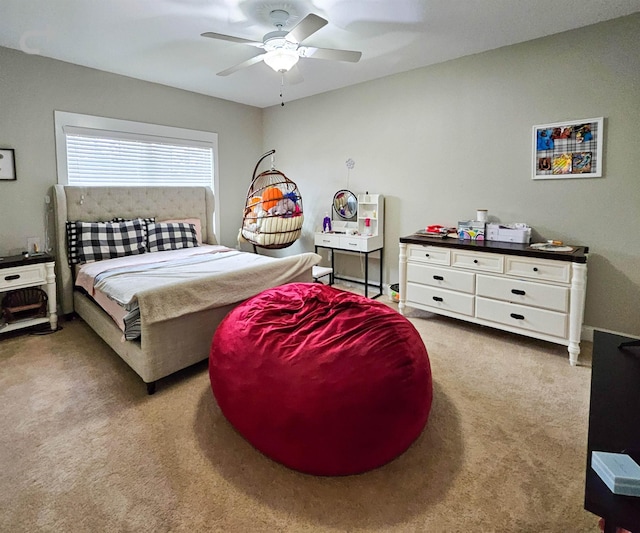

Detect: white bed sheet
75,245,234,297
75,245,237,338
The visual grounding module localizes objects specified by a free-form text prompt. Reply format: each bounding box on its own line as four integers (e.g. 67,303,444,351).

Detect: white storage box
486,223,531,244
591,451,640,497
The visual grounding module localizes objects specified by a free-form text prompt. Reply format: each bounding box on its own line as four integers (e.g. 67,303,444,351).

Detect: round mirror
333,190,357,220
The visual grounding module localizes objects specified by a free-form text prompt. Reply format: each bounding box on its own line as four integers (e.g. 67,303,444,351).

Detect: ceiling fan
201,9,362,77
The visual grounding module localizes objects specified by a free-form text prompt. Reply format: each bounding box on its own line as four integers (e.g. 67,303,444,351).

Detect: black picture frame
0,149,17,181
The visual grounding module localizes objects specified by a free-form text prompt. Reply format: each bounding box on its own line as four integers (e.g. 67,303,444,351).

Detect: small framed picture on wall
532,117,604,180
0,148,17,181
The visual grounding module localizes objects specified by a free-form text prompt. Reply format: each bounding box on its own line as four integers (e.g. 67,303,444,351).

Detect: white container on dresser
398,236,588,365
0,254,58,334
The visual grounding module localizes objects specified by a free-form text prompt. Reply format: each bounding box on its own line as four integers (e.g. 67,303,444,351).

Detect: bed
53,185,319,394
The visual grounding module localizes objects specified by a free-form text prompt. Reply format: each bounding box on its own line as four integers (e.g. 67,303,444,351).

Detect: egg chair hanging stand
240,149,304,251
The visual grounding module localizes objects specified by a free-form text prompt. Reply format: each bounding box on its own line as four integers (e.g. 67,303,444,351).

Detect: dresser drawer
407,263,475,294
0,264,47,291
407,245,450,266
451,250,503,273
505,257,570,283
476,275,569,313
339,236,366,251
314,233,341,248
407,283,474,316
476,297,567,338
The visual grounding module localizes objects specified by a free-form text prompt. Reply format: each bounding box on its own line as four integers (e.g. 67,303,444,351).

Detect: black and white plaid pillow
66,217,155,265
73,219,147,263
146,222,199,252
66,220,83,265
111,217,155,224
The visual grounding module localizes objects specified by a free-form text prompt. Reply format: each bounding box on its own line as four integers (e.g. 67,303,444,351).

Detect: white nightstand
0,254,57,334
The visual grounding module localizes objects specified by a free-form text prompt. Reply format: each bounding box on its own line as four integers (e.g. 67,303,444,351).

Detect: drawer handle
4,274,20,281
510,313,525,320
532,267,539,272
473,259,479,264
511,289,526,296
424,253,430,257
432,296,443,302
433,275,444,281
348,243,358,247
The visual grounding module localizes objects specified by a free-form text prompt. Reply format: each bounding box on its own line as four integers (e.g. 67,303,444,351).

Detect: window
54,111,218,189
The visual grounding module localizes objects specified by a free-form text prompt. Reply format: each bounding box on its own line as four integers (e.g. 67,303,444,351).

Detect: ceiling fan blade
302,47,362,63
217,53,266,76
201,32,263,47
285,13,328,44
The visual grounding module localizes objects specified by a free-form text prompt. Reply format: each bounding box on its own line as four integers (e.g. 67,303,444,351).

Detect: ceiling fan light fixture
264,49,299,72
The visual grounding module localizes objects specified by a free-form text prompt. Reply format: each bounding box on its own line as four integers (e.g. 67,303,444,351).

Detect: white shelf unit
357,193,384,239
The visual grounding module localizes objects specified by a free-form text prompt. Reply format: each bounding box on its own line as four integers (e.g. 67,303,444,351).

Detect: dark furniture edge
399,235,588,263
0,253,55,269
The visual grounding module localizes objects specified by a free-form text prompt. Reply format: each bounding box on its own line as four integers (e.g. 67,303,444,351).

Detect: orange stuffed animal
262,187,283,211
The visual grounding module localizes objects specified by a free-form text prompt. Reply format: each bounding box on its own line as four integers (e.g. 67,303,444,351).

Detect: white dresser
399,236,588,365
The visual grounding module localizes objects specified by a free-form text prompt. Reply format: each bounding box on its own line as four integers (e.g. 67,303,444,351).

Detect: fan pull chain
280,73,285,106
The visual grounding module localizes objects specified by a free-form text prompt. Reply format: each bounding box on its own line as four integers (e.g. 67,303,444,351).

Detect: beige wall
263,14,640,336
0,46,262,251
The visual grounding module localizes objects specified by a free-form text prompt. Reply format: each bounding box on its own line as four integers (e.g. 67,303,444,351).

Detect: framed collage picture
532,117,603,180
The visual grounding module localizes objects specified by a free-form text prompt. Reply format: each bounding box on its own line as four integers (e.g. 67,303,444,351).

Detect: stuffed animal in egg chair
268,197,296,217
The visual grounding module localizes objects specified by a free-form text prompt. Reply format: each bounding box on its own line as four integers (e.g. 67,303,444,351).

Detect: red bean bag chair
209,282,432,476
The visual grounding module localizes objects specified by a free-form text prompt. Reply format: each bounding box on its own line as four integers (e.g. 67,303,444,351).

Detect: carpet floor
0,296,599,532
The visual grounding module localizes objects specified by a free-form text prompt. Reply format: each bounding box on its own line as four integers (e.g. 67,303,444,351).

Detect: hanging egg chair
241,149,304,250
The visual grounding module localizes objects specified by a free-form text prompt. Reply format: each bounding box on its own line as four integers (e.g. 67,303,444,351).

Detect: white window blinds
64,128,213,187
54,111,218,188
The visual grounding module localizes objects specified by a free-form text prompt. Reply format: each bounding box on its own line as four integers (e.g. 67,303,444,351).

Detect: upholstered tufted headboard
52,185,217,315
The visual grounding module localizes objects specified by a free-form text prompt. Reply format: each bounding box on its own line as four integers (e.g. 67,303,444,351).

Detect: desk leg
365,252,369,298
399,243,407,315
379,248,383,297
331,249,335,285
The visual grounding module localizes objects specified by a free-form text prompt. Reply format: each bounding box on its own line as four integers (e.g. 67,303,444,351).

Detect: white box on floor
591,451,640,496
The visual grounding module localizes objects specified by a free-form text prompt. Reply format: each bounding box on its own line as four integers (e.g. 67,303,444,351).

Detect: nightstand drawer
476,275,569,312
451,250,504,273
407,283,474,316
407,263,475,293
407,245,450,266
505,257,570,283
0,264,47,290
476,297,567,338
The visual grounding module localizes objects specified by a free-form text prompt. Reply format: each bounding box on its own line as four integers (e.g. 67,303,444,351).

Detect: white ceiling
1,0,639,108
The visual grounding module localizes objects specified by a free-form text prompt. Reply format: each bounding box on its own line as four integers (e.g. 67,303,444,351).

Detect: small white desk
314,232,383,298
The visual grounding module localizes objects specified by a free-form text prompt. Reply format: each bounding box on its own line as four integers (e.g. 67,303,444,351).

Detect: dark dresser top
0,253,54,270
399,234,588,263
